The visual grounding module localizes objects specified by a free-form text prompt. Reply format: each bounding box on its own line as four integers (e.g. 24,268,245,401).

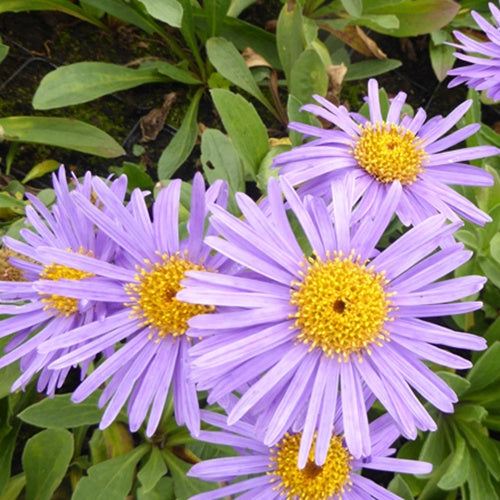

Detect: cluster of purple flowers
0,71,497,498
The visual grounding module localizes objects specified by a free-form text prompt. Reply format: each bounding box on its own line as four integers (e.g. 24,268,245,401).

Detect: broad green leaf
157,90,202,180
137,447,168,493
18,393,105,428
437,371,471,397
109,162,155,192
364,0,460,37
205,0,231,37
21,159,60,184
341,0,362,17
211,89,269,180
73,445,149,500
467,341,500,392
206,37,271,108
137,477,175,500
0,0,106,29
479,258,500,288
467,448,499,499
419,424,449,469
289,49,328,105
276,0,304,85
387,475,414,500
0,39,9,64
138,0,183,27
22,428,74,500
0,424,20,496
438,434,469,490
345,58,402,81
429,30,456,82
162,449,216,500
287,94,322,147
0,474,25,500
0,116,124,158
0,362,21,399
33,62,167,109
357,14,400,30
0,193,25,210
458,422,500,480
454,404,488,423
200,128,245,213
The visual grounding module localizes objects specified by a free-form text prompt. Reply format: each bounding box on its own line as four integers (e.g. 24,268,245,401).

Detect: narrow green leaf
137,447,167,493
345,58,402,81
210,89,269,180
227,0,255,17
204,0,231,37
145,61,201,84
364,0,460,37
22,428,74,500
206,37,271,108
73,445,149,500
467,448,499,500
138,0,183,27
157,90,202,180
276,1,304,84
0,116,125,158
341,0,362,17
18,393,105,428
289,48,328,105
0,39,9,64
357,14,400,30
0,0,106,29
0,193,25,210
387,475,414,500
21,159,60,184
200,128,245,213
437,434,470,490
33,62,167,109
467,341,500,392
0,474,26,500
0,424,20,496
162,449,216,500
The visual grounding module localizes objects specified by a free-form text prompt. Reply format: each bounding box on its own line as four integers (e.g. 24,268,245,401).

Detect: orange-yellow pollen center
39,250,95,316
125,252,214,341
290,251,394,361
353,121,427,184
268,432,353,499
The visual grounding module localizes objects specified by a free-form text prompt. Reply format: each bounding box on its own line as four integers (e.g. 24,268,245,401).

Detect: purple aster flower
36,173,228,437
0,166,126,395
188,410,432,499
178,176,486,463
272,79,497,227
448,3,500,101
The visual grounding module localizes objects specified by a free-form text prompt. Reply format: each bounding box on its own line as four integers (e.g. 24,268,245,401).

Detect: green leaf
454,404,488,423
429,30,456,82
137,477,175,500
277,1,304,85
204,0,231,37
419,424,449,470
287,94,322,147
0,362,21,399
0,423,20,496
341,0,362,17
33,62,167,109
357,14,400,30
0,474,26,500
467,448,499,500
345,58,402,81
210,88,269,180
0,39,9,64
22,428,74,500
289,48,328,106
467,341,500,393
137,447,167,494
0,0,106,29
206,37,271,109
162,449,216,500
157,90,202,180
388,475,414,500
437,434,470,490
73,445,149,500
144,61,201,85
479,257,500,288
21,159,61,184
138,0,183,27
0,116,125,158
363,0,460,37
437,371,471,397
18,393,106,428
200,128,245,213
109,162,155,192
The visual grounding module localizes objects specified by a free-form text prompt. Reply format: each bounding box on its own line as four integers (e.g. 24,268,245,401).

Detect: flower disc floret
269,432,352,499
125,251,214,339
290,251,394,361
40,257,95,317
353,121,427,184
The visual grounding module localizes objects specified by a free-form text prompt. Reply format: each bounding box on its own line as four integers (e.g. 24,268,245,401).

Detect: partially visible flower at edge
0,166,127,395
448,2,500,101
188,409,432,500
272,79,497,227
179,176,486,464
36,173,229,437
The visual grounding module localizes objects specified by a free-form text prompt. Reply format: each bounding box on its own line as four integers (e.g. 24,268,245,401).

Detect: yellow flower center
40,250,95,316
269,432,353,499
290,251,394,361
352,121,427,184
125,252,214,341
